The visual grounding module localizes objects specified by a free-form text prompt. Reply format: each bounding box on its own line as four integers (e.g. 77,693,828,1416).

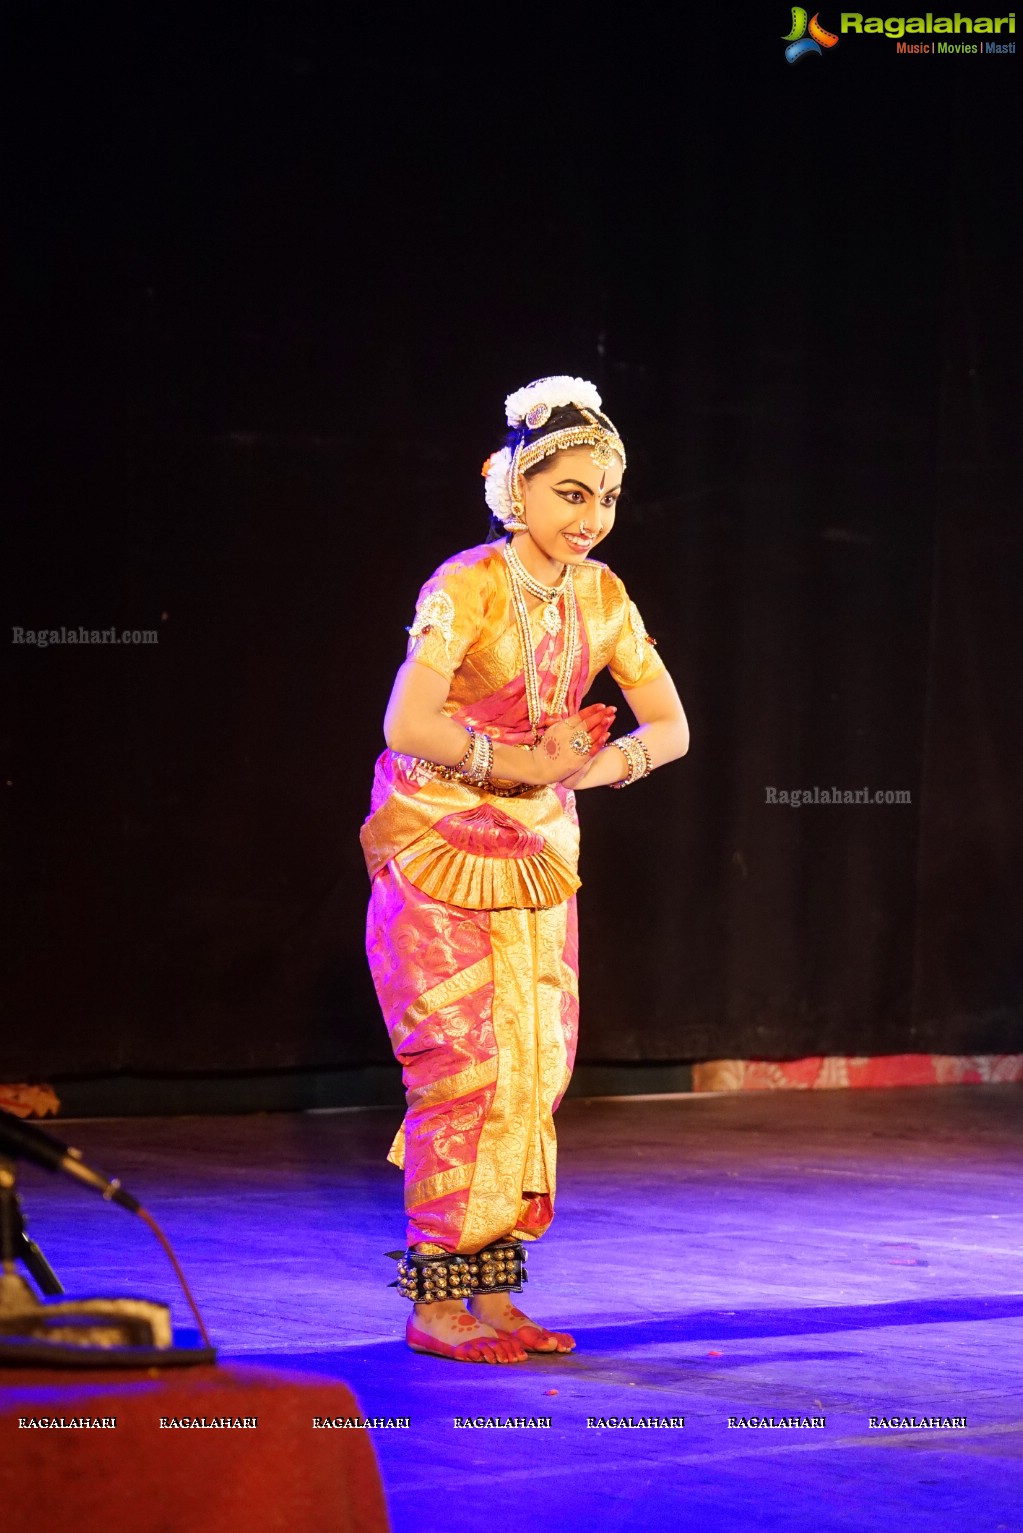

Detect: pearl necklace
502,541,578,742
503,538,571,636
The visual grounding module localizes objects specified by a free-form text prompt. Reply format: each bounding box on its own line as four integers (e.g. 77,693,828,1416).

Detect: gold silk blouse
360,540,665,912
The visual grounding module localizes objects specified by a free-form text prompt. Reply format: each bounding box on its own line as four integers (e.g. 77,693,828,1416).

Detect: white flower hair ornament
481,446,519,528
504,375,603,430
483,374,627,530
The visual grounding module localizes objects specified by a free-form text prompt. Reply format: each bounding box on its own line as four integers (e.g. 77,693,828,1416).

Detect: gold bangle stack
464,728,494,785
609,734,653,789
415,730,536,797
421,727,493,788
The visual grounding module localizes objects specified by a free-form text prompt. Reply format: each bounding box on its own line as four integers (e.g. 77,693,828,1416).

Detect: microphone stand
0,1154,65,1295
0,1153,215,1366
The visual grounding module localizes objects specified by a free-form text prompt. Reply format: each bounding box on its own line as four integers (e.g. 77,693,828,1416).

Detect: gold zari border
405,1162,475,1209
406,1056,500,1115
390,957,492,1051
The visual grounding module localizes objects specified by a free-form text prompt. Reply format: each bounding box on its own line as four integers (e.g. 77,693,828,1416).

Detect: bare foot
407,1299,528,1363
467,1292,576,1353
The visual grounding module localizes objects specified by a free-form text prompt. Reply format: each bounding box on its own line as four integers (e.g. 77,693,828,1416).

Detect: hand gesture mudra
530,704,616,785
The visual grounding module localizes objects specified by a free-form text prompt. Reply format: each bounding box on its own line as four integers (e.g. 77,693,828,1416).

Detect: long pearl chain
502,541,578,743
503,538,571,636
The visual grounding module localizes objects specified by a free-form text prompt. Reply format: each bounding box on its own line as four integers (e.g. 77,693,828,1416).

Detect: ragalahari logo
783,8,840,60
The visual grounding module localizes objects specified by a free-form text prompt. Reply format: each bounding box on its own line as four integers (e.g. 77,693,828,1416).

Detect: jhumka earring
503,469,528,534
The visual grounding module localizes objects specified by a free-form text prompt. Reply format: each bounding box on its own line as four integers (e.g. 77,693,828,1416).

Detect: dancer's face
516,447,623,567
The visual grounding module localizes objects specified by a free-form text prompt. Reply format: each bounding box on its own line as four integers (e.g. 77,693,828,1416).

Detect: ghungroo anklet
386,1241,527,1303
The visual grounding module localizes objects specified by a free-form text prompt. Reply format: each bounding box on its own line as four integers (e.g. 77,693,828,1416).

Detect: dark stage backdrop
4,13,1021,1078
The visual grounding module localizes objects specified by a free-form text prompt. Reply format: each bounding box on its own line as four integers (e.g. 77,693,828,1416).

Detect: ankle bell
385,1241,527,1303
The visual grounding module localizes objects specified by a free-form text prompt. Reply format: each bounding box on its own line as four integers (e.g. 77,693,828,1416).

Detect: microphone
0,1108,141,1213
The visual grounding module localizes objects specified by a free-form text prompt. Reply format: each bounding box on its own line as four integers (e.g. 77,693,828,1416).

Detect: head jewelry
481,375,626,532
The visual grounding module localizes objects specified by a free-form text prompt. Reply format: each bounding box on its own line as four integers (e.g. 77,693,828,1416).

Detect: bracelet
465,728,494,786
609,734,653,789
454,730,475,773
414,728,533,794
424,727,493,787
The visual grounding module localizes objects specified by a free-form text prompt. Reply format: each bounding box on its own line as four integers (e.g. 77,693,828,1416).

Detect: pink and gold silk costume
361,541,663,1254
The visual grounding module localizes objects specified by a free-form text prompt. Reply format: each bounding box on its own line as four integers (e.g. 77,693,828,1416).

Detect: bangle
415,728,509,791
454,729,475,773
475,730,495,785
609,734,653,789
462,728,493,787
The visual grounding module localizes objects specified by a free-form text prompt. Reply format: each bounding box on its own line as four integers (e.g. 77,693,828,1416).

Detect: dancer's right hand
528,705,617,784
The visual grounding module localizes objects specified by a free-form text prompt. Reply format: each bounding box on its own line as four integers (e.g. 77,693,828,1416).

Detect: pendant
541,601,561,636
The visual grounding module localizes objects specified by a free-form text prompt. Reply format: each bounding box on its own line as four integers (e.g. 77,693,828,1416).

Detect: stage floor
9,1086,1023,1532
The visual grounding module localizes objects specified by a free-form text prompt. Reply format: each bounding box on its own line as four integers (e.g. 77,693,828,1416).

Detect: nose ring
580,520,590,535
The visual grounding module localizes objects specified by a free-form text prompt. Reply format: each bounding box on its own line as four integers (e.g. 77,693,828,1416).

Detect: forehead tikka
509,407,627,509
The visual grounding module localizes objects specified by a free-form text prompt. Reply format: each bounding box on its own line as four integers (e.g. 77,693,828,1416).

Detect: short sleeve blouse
603,571,665,690
403,544,665,695
405,555,491,684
